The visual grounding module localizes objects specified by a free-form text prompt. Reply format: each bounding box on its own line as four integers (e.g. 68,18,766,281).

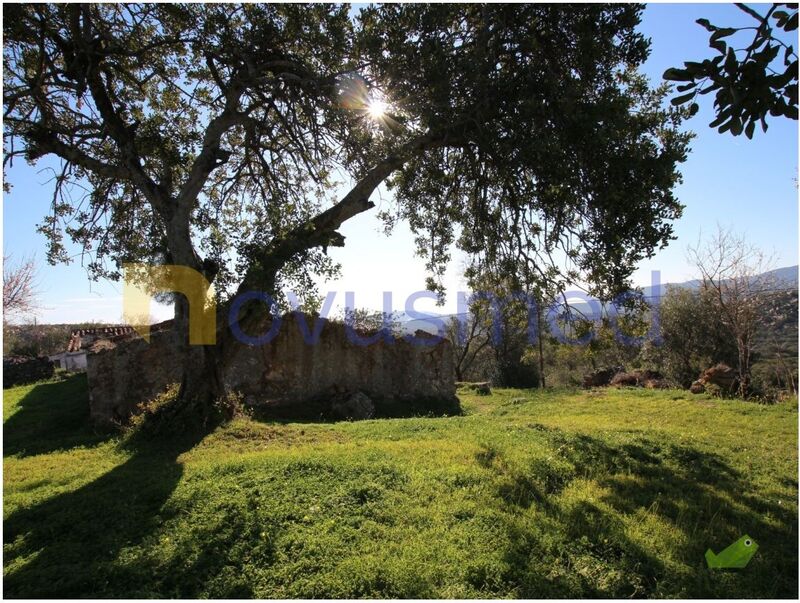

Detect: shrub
3,356,54,388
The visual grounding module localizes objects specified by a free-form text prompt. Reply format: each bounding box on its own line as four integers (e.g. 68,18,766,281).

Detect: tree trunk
144,296,230,434
177,344,227,425
736,336,751,398
172,285,283,429
144,134,451,432
536,302,546,389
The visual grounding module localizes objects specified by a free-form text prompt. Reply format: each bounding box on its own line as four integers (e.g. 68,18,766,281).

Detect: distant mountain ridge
639,265,798,300
400,265,799,334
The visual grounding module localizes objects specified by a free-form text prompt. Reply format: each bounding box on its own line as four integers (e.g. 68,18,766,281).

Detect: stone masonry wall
87,313,456,425
86,329,182,425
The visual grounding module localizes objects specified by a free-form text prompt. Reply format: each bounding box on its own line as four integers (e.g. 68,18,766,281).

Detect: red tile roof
67,326,137,352
65,320,174,353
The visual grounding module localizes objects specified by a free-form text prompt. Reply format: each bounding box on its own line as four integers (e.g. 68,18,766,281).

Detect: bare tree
3,255,40,321
688,227,778,396
445,307,494,383
446,284,545,387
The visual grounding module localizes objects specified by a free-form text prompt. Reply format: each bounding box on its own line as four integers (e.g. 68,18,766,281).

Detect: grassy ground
3,374,797,598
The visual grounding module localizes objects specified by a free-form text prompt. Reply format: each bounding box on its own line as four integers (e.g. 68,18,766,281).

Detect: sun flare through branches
367,98,387,120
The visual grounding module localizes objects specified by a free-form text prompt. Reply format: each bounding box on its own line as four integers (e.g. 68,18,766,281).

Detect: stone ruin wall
86,313,456,425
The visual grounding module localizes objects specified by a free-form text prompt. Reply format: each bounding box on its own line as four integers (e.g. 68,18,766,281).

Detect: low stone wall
86,329,182,425
87,313,457,425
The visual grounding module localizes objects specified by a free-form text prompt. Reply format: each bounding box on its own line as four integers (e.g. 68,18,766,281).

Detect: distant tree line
447,229,797,400
3,322,107,358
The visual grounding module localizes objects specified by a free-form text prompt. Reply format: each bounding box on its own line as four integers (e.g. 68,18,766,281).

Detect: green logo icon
705,535,758,569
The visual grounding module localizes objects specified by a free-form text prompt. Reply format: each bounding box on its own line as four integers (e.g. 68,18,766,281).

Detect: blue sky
2,3,798,324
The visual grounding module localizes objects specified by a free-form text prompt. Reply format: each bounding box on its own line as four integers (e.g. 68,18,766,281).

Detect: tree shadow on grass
3,379,277,598
3,374,111,457
249,394,462,424
493,427,798,598
4,435,188,597
2,429,270,598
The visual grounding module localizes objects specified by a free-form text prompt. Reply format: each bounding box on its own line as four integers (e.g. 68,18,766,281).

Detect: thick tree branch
26,127,129,180
238,131,458,293
223,131,463,349
175,108,251,210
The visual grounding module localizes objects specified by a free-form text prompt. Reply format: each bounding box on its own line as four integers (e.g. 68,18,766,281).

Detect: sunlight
367,98,387,120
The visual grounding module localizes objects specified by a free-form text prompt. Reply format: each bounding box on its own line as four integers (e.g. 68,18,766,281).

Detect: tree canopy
5,3,689,300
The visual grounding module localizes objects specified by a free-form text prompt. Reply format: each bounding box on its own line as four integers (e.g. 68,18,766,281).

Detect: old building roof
66,320,174,353
67,326,137,352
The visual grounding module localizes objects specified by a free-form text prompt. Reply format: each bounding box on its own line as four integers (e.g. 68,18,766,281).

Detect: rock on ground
583,367,624,388
330,391,375,420
690,380,706,394
608,369,665,388
690,363,737,395
456,381,492,395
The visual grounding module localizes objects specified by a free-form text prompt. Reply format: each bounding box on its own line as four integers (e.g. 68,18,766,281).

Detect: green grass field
3,375,798,598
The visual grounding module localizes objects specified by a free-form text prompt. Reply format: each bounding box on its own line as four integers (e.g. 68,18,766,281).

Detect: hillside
752,289,799,388
400,265,799,334
639,265,799,300
3,376,797,598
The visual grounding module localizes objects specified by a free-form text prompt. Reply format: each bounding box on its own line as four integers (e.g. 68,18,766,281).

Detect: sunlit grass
3,375,797,597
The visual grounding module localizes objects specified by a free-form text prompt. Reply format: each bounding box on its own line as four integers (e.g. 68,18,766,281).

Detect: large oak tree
3,3,690,427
